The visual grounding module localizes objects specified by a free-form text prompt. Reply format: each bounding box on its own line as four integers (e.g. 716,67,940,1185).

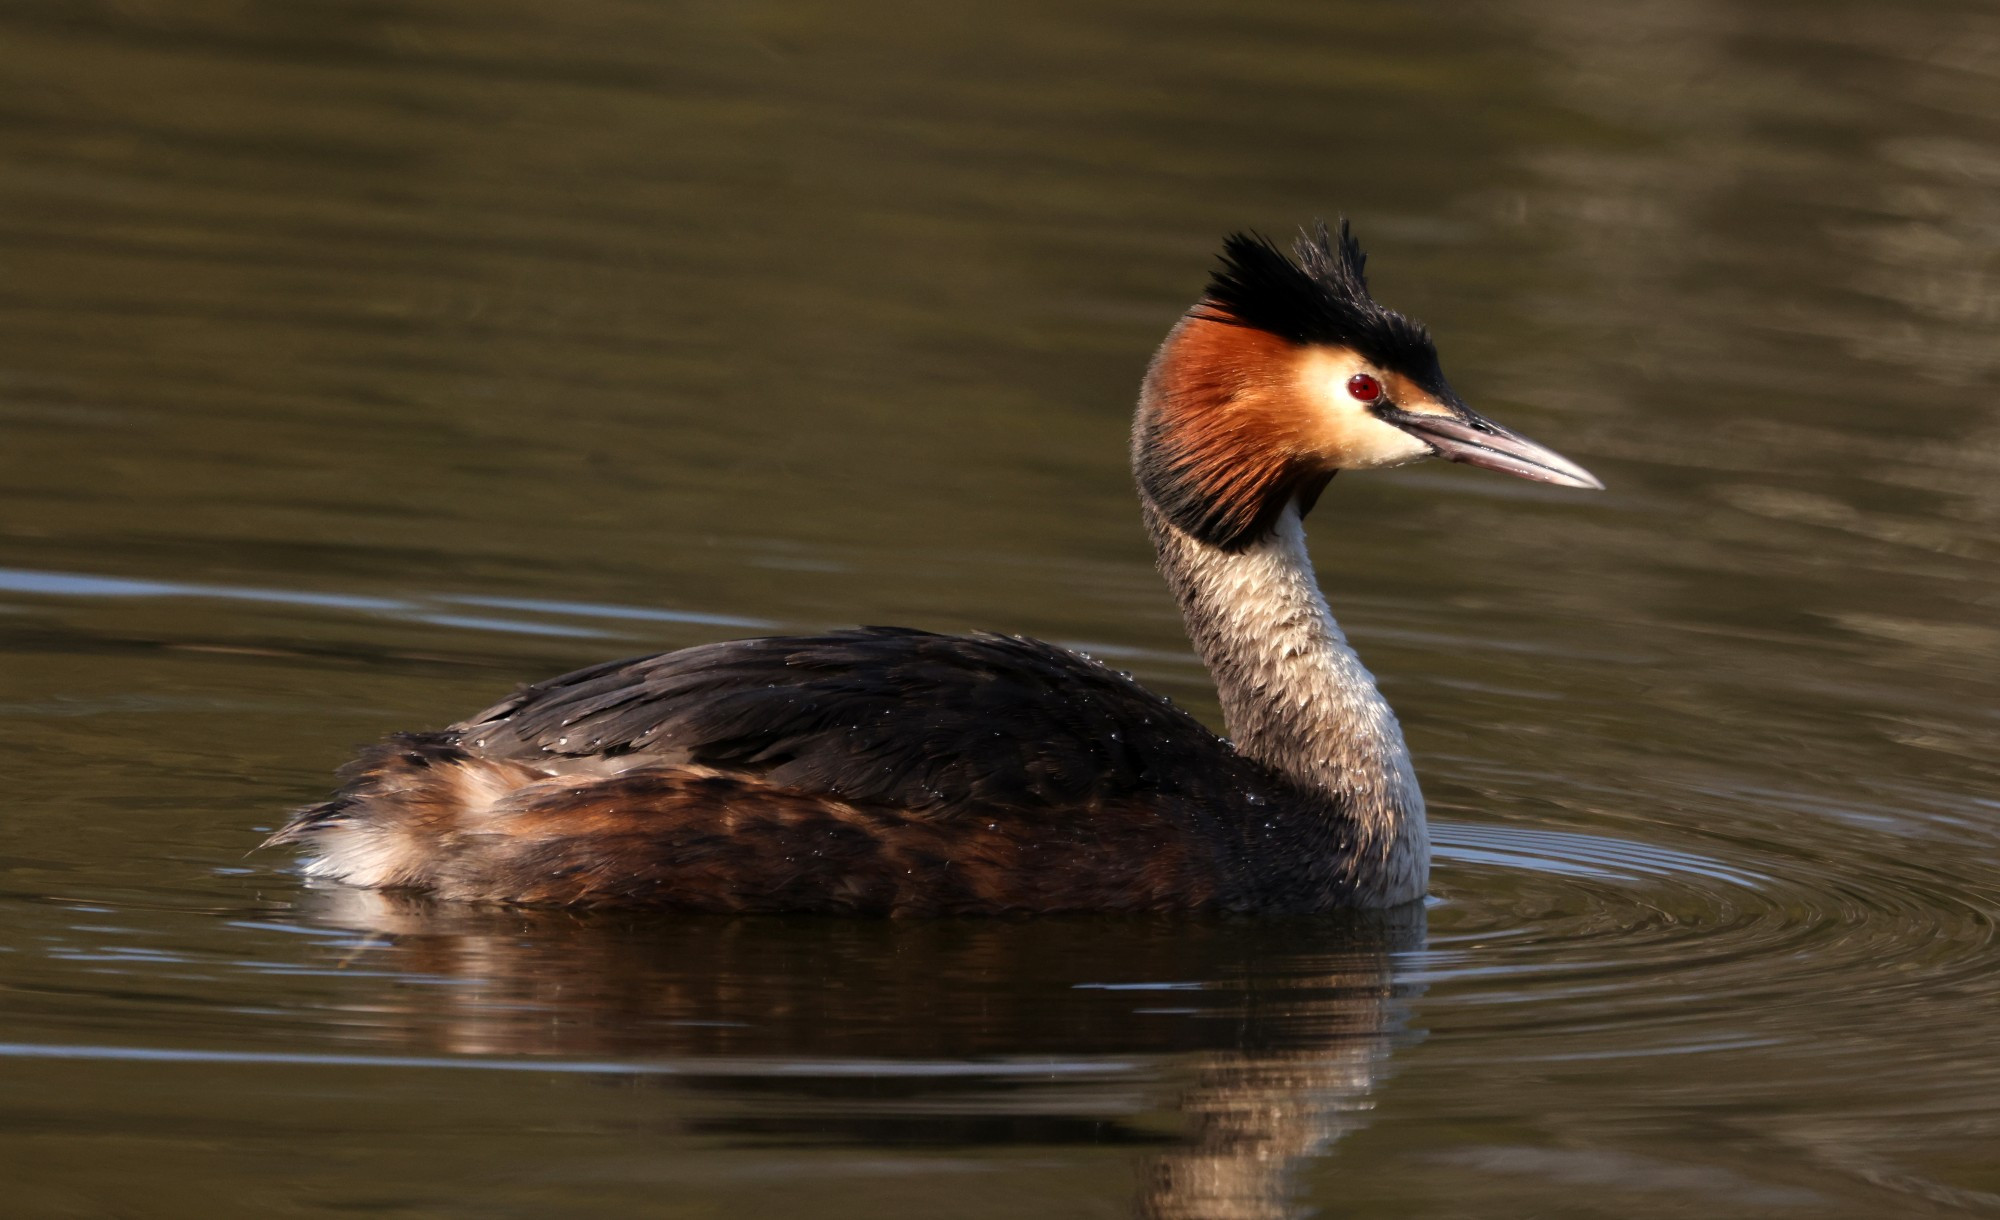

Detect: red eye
1346,373,1383,402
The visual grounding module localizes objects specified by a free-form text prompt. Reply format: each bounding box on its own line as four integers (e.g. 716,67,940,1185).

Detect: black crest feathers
1199,220,1443,386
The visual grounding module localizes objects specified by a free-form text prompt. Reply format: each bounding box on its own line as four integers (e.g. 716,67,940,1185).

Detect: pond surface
1,1,1997,1215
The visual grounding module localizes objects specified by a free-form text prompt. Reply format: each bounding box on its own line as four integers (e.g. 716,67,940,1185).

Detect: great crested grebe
267,221,1601,914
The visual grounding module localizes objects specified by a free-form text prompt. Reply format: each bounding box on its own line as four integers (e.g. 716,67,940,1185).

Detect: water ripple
1425,820,2000,1055
0,564,773,641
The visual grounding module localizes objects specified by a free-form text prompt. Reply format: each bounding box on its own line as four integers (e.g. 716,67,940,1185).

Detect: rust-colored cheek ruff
1133,317,1332,551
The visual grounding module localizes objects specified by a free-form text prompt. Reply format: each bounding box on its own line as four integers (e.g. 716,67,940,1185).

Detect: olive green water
1,1,1997,1215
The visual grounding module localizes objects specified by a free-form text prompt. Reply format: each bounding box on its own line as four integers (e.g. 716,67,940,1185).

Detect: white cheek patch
1296,352,1439,470
1344,416,1437,469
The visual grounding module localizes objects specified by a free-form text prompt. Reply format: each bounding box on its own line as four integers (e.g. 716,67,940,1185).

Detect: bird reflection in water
304,890,1424,1220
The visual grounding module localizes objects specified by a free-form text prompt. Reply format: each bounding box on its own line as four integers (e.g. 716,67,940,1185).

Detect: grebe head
1135,220,1603,551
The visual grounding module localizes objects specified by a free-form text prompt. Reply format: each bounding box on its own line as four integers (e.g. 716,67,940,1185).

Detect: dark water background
1,1,1997,1216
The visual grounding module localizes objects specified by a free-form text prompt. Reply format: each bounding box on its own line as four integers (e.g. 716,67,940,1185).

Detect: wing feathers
447,628,1262,819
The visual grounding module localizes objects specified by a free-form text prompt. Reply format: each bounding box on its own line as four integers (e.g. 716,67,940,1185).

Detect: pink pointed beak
1389,409,1603,491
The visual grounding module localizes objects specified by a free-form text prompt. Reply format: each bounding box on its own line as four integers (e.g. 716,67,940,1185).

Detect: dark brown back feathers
455,627,1280,820
271,628,1354,914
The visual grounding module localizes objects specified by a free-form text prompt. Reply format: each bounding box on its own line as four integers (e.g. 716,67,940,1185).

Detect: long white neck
1145,499,1428,906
